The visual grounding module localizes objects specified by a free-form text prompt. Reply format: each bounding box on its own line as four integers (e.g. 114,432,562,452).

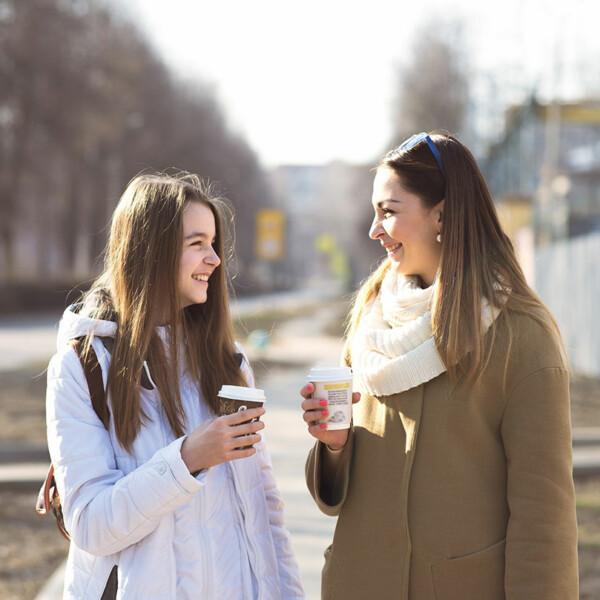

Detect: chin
181,295,208,308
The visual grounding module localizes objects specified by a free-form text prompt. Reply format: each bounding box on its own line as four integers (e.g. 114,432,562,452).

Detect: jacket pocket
431,539,506,600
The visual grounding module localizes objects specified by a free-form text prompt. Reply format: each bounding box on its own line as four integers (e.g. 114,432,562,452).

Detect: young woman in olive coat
301,132,578,600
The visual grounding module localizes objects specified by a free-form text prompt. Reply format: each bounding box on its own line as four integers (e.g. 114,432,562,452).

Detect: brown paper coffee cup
217,385,266,448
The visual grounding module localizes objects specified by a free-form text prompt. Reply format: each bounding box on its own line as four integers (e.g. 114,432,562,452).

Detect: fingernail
321,410,328,416
320,423,327,429
319,400,327,406
307,383,314,392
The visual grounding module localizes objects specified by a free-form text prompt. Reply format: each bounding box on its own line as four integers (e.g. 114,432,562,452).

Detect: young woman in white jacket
46,172,304,599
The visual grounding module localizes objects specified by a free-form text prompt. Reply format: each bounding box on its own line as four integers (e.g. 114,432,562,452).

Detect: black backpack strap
69,338,110,430
234,352,244,368
97,335,153,391
36,336,110,542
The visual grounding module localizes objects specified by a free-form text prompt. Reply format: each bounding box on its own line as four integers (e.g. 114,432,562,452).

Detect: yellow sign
255,209,285,261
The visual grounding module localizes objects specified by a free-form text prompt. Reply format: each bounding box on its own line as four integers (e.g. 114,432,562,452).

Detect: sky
120,0,599,168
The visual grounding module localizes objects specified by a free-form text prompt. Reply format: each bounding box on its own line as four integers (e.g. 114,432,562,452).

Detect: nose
369,215,384,240
205,246,221,267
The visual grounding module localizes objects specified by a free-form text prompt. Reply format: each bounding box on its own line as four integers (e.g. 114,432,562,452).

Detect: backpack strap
36,337,109,540
97,335,154,391
234,352,243,368
69,337,110,430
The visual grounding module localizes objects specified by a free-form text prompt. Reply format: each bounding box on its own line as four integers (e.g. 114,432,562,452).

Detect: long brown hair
81,172,247,452
345,132,567,387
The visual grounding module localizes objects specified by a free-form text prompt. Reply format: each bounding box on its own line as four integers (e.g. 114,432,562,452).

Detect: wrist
325,442,345,452
180,437,199,474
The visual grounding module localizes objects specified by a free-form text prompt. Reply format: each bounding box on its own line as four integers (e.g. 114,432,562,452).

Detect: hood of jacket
56,304,117,351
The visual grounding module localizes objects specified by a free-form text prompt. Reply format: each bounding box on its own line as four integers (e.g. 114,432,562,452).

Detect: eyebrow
184,232,215,241
375,198,401,208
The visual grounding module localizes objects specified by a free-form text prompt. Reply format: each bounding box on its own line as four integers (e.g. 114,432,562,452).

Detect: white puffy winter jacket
46,306,305,599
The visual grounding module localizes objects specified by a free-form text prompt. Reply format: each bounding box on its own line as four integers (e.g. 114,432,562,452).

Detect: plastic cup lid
307,366,353,382
217,385,266,402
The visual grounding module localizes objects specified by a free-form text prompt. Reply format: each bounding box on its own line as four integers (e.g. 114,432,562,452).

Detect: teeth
387,244,401,252
192,275,209,282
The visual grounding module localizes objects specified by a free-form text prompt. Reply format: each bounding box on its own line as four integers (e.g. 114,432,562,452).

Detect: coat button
157,463,167,475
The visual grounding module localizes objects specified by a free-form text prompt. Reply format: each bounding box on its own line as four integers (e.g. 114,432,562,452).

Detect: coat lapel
391,384,425,454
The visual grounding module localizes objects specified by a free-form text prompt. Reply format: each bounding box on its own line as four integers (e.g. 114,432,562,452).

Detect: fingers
221,407,265,425
307,423,327,436
352,391,361,404
229,445,258,459
231,419,265,437
231,432,262,450
300,383,315,399
302,382,327,427
303,404,328,425
301,395,327,412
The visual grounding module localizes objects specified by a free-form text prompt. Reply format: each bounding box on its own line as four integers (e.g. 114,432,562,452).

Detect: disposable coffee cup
307,366,353,430
217,385,266,449
217,385,266,418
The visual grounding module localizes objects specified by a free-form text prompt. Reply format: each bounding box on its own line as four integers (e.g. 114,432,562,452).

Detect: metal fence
535,232,600,376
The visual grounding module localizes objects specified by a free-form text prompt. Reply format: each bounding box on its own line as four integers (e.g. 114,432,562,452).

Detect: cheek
382,218,400,238
179,252,194,278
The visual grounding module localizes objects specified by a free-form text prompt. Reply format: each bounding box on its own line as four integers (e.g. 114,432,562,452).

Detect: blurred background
1,0,600,374
2,0,600,598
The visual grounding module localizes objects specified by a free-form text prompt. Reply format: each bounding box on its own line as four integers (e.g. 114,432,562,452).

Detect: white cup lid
217,385,266,402
307,366,353,382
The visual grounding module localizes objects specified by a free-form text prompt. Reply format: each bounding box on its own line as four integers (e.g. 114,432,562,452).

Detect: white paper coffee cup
307,366,353,430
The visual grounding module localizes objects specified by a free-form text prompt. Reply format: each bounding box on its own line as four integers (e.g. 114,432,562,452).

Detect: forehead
372,167,400,196
182,202,216,234
372,167,418,204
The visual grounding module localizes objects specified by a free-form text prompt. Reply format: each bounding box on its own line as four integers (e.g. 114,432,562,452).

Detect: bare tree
0,0,273,296
390,20,469,146
342,21,470,287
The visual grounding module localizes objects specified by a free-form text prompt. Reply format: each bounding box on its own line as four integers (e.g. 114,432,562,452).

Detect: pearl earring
436,233,442,243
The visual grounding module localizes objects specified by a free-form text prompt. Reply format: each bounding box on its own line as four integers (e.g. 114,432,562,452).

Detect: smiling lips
383,243,402,255
192,274,210,283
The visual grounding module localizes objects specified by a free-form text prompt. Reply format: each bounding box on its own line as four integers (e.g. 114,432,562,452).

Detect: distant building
483,97,600,245
269,162,380,290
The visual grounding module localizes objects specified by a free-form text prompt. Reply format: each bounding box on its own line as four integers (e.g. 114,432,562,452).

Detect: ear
434,199,444,231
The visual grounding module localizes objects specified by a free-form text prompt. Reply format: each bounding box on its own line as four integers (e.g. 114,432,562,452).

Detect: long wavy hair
345,132,567,387
81,172,247,452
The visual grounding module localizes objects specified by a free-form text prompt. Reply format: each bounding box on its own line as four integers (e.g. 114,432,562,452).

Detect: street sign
255,209,285,261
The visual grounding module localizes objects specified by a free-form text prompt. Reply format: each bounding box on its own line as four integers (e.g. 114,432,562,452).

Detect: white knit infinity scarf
351,270,499,397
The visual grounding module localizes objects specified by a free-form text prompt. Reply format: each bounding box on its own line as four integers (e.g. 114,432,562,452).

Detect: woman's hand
180,407,266,474
301,384,360,451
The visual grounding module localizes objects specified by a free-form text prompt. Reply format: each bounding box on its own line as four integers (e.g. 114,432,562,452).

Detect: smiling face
370,167,443,287
178,201,221,309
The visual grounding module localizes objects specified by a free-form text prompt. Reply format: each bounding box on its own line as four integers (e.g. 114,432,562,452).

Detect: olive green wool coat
306,311,578,600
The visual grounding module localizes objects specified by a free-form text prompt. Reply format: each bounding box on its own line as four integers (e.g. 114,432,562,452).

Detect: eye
382,207,395,218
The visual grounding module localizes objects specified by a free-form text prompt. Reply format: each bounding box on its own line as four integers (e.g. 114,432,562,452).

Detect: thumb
352,392,361,404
